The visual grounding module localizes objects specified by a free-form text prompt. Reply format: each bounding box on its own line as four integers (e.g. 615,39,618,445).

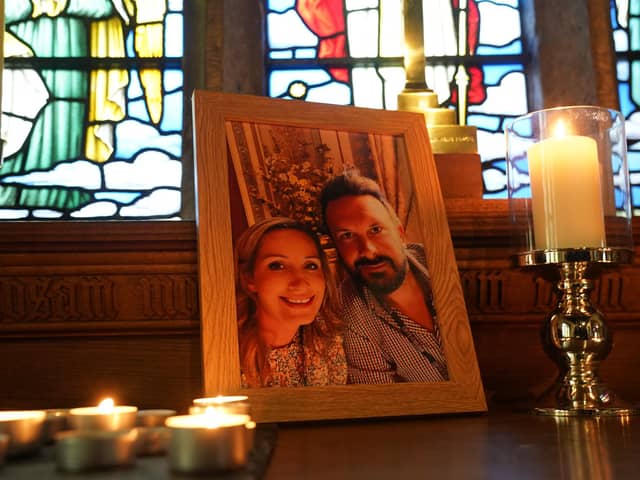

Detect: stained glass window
1,0,184,220
264,0,528,198
612,0,640,212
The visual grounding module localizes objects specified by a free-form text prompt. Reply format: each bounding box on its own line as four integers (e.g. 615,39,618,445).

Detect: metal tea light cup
69,404,137,432
55,429,139,472
135,409,175,456
166,413,254,474
0,410,46,456
191,395,251,415
136,409,176,428
0,433,8,465
42,409,70,444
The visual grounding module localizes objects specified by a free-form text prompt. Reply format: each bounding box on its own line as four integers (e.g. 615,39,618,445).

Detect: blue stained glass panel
129,99,151,122
268,11,318,48
271,51,293,59
128,70,144,98
476,41,522,55
95,192,143,203
615,189,625,208
160,91,184,132
482,64,519,85
268,0,297,12
33,209,64,219
632,185,640,207
269,69,333,98
306,82,352,104
614,0,640,209
166,13,184,57
164,70,184,92
114,120,182,159
467,114,501,131
296,48,318,59
628,150,640,171
169,0,184,11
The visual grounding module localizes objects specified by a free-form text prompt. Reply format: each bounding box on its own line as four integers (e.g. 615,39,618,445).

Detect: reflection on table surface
266,411,639,480
2,411,639,479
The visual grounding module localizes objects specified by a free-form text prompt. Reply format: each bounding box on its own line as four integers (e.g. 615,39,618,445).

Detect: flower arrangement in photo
249,128,346,233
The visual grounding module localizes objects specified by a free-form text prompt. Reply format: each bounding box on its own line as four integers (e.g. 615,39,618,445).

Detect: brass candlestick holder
398,0,477,154
506,106,637,416
515,247,636,415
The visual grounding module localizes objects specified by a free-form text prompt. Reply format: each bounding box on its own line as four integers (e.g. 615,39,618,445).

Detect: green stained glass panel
1,0,185,220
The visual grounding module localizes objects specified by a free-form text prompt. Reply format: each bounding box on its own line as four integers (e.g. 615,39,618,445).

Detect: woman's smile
281,295,315,306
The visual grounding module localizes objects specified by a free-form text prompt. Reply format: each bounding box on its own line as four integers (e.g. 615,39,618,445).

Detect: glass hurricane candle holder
505,105,636,416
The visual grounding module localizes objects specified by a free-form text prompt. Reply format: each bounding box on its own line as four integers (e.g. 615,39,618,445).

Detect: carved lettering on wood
460,270,504,313
593,272,624,310
533,275,555,311
138,275,198,319
0,276,117,323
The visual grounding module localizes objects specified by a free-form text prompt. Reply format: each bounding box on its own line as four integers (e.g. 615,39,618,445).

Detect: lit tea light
0,433,8,465
136,409,176,428
135,409,176,456
55,428,138,472
68,398,138,432
166,408,255,474
0,410,46,456
42,409,70,444
191,395,250,415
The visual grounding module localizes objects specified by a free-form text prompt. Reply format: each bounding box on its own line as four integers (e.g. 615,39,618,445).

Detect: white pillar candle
528,129,606,249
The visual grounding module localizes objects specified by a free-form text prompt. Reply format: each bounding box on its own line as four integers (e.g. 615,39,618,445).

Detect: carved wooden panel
459,266,640,322
0,274,198,327
2,214,640,410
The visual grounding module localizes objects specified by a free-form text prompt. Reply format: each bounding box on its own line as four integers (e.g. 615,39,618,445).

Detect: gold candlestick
455,0,470,127
398,0,477,154
515,248,638,415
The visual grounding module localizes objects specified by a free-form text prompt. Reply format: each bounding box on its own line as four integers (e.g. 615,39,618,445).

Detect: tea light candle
136,409,176,428
191,395,250,415
0,410,46,456
0,433,8,465
166,409,255,474
69,398,138,432
135,409,175,456
528,121,606,249
42,409,69,444
55,428,138,472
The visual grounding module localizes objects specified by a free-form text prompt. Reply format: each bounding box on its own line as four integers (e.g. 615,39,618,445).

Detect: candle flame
98,398,115,412
203,406,223,429
553,120,569,138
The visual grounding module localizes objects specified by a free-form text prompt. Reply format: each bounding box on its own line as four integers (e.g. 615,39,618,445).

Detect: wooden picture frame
193,91,486,422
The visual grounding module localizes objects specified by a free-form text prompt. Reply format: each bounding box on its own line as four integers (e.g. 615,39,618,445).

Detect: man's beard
351,256,408,295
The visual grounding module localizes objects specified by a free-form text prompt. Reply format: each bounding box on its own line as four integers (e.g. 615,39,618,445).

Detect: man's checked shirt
340,244,449,384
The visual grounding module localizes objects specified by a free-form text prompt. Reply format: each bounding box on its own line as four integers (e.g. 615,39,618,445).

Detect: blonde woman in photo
235,217,346,388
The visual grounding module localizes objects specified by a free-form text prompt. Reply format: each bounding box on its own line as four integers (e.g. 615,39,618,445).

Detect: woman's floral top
265,329,347,387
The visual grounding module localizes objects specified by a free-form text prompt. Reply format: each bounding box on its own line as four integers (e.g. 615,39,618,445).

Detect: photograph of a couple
227,122,448,388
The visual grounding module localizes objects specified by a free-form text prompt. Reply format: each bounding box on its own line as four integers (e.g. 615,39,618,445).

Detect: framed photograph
193,91,486,422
